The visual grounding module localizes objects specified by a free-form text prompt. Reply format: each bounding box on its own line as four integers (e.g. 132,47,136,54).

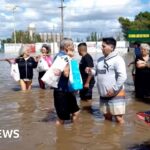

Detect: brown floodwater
0,52,150,150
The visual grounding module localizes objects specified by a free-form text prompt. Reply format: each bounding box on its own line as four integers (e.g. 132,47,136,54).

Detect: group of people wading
2,37,150,125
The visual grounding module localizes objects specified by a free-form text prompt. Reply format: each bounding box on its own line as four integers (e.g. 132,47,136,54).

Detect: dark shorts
54,90,80,120
79,83,95,100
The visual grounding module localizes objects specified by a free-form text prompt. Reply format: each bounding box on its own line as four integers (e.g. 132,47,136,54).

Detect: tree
86,32,99,41
118,11,150,40
6,30,42,44
76,38,83,42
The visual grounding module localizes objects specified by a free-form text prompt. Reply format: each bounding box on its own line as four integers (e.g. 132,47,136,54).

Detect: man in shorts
53,38,80,125
86,37,127,124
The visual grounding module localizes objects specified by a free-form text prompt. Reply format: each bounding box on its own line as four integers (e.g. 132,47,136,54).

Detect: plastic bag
37,57,49,72
10,63,20,82
68,59,83,91
41,55,69,88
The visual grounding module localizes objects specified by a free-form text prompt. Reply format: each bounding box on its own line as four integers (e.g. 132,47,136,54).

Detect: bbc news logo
0,129,20,139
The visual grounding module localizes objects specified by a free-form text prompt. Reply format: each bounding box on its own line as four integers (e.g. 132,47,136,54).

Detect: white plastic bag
41,55,69,88
10,63,20,82
37,57,49,72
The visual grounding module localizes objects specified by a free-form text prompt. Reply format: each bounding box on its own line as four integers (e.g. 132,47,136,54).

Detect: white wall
4,41,129,55
4,43,22,53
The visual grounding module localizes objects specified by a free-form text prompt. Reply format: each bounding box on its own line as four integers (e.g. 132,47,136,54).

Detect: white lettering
13,130,20,139
0,129,20,139
0,130,2,138
3,130,13,138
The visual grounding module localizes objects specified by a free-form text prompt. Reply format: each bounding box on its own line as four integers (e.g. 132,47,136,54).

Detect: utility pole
12,7,17,45
52,25,55,54
6,5,18,50
58,0,65,40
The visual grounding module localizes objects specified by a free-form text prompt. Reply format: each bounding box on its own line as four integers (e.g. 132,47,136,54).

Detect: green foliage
2,30,42,44
118,11,150,40
86,32,101,41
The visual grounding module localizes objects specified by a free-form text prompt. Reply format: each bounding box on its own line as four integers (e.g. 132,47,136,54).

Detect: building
39,32,62,43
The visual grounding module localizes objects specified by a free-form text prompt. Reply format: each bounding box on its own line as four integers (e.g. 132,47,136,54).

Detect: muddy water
0,52,150,150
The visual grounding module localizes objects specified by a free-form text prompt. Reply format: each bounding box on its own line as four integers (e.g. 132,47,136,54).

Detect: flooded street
0,52,150,150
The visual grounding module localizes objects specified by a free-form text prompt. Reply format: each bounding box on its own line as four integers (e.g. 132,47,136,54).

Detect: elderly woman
135,43,150,98
15,45,37,91
5,45,37,91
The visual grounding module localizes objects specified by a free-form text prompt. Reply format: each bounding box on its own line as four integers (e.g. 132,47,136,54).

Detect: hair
78,42,87,48
41,44,51,53
102,37,116,49
60,37,73,50
134,42,140,47
78,42,87,52
18,44,30,57
140,43,150,51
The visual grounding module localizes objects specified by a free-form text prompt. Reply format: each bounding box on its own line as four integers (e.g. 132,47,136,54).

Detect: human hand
84,83,89,88
136,60,147,68
34,55,41,62
85,67,92,74
137,60,146,65
128,63,131,67
53,69,61,76
106,88,115,97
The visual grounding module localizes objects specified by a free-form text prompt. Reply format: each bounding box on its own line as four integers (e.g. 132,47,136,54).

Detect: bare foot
56,119,64,126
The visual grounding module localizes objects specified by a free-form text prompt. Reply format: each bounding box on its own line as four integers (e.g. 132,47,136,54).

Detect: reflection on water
0,53,150,150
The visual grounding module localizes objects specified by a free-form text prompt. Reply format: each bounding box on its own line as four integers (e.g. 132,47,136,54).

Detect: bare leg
26,81,32,90
19,80,27,91
115,115,124,124
72,111,80,123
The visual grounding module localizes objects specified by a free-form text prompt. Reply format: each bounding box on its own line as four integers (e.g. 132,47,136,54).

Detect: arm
5,58,16,64
136,59,147,68
84,55,94,88
113,57,127,92
107,57,127,97
84,75,93,88
31,57,38,68
85,57,98,76
0,58,7,61
63,64,70,77
128,60,135,67
34,55,41,62
85,66,97,76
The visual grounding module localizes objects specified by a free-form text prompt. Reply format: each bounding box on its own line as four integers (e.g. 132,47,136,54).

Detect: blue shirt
134,47,141,57
53,50,66,61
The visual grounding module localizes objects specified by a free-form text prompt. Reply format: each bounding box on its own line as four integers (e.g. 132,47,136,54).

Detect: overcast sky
0,0,149,40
